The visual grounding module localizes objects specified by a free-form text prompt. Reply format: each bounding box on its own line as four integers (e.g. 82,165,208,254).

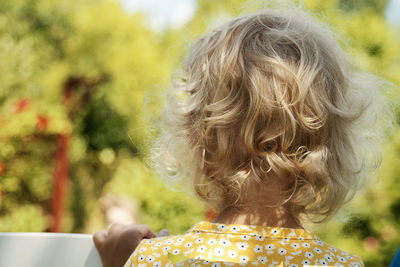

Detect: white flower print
324,254,334,262
279,240,289,246
207,239,217,245
172,249,180,255
145,240,155,245
127,224,366,267
184,242,193,248
217,224,227,231
314,247,322,254
313,238,323,246
138,247,147,253
265,244,275,250
255,234,265,241
290,243,300,249
183,248,194,255
219,238,231,247
329,247,337,252
305,251,314,259
239,256,249,264
237,242,249,250
291,250,302,256
271,228,280,235
319,259,328,266
239,225,250,231
231,226,240,232
215,247,225,256
277,248,286,255
195,238,204,244
146,255,155,263
261,229,267,235
258,256,267,264
161,246,170,255
288,230,296,237
197,245,206,253
240,235,251,241
137,264,147,267
208,250,213,259
254,245,263,253
228,250,238,258
285,255,294,263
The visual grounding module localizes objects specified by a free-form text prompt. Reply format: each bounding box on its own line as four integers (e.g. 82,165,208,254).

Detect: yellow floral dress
124,221,364,267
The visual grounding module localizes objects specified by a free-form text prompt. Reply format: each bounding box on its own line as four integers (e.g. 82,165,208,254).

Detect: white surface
0,233,102,267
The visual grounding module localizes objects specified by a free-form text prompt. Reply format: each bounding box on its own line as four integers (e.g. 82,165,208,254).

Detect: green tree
0,0,204,233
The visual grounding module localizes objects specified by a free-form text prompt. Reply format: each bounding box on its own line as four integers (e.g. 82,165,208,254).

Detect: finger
157,229,169,237
93,230,107,251
107,223,125,235
130,224,157,239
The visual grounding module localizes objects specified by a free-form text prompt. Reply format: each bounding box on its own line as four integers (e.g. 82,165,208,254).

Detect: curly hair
149,7,392,224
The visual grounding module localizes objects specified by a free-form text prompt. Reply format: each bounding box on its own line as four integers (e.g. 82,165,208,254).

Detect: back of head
151,6,390,224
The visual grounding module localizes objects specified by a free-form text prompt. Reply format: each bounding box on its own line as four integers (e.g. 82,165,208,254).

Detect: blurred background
0,0,399,266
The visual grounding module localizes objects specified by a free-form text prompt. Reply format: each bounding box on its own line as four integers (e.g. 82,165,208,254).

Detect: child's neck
212,205,303,229
212,177,304,229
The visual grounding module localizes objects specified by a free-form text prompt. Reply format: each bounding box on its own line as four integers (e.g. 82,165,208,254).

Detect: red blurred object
0,161,6,175
36,115,49,131
13,98,31,113
50,134,69,232
364,236,380,252
205,208,218,222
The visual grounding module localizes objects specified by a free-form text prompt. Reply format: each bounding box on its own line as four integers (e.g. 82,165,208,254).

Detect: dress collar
190,221,317,240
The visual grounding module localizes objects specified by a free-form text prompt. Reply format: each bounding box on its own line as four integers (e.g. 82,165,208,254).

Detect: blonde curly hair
149,7,392,224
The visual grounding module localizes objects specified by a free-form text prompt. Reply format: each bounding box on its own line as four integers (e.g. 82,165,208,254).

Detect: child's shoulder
316,238,364,267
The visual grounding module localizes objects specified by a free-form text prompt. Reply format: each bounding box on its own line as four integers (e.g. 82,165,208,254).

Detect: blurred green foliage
0,0,399,266
104,157,205,234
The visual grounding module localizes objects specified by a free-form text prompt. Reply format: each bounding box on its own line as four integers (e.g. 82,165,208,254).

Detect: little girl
94,5,390,267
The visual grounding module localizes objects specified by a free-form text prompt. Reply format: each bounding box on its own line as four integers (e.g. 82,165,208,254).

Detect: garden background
0,0,399,266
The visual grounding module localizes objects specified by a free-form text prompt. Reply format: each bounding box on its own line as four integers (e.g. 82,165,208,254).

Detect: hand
93,223,169,267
